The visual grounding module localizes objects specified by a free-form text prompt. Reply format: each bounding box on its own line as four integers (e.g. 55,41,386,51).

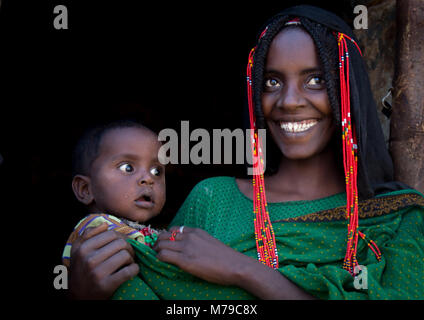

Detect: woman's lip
278,119,319,134
278,119,319,124
134,199,155,209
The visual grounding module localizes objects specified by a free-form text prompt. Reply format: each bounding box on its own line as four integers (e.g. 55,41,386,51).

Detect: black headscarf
256,5,409,199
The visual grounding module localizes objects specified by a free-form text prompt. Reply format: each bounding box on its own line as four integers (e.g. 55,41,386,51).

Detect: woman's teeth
280,120,318,133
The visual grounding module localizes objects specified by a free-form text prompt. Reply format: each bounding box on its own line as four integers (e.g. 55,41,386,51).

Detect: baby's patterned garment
62,213,160,268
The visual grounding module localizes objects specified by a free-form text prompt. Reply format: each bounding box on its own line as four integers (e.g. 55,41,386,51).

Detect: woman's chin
280,149,314,160
278,143,328,161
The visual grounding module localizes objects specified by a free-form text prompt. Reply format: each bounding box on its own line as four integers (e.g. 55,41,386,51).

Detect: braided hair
251,15,343,174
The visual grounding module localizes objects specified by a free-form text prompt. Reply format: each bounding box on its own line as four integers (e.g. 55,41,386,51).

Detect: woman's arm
234,252,316,300
153,226,316,300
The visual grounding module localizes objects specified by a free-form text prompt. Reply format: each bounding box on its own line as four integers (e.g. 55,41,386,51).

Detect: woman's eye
150,167,162,176
307,76,325,87
118,163,134,173
264,78,281,89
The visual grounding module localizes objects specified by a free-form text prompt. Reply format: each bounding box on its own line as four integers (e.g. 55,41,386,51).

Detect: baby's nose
138,170,154,185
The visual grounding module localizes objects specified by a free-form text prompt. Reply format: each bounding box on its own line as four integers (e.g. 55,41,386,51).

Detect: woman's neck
265,147,346,202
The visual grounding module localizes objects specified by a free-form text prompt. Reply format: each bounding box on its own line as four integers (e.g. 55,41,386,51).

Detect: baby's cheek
156,188,166,212
105,190,129,210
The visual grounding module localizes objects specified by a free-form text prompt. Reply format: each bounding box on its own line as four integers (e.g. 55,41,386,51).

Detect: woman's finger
157,230,184,241
155,248,182,265
76,230,124,256
71,223,110,254
153,237,184,252
111,230,135,257
157,226,194,242
81,222,109,241
106,263,140,292
95,248,135,278
168,226,210,241
85,237,133,270
168,225,194,235
156,231,183,243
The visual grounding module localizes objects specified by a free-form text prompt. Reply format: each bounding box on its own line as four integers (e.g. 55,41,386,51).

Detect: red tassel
247,27,279,269
337,32,382,275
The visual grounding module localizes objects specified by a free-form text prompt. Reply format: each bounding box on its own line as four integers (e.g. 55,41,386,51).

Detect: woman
68,5,424,300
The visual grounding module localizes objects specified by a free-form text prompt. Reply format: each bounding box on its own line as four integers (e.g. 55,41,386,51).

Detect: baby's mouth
134,193,155,209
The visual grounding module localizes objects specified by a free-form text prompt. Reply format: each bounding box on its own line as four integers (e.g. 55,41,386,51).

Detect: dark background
1,0,357,300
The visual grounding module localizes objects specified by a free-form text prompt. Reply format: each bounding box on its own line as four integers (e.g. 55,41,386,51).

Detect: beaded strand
337,32,382,275
247,27,279,269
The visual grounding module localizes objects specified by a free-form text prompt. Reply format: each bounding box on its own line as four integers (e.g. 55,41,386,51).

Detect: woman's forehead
266,28,320,71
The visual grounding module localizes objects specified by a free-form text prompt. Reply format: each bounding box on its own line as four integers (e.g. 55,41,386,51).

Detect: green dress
113,176,424,300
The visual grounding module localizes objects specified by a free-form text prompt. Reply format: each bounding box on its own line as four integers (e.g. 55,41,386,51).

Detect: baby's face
89,127,166,222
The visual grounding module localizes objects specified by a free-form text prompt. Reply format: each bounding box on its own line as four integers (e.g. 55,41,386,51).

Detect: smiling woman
67,5,424,300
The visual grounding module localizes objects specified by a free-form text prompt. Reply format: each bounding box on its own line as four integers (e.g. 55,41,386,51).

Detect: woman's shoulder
189,176,238,198
171,177,240,227
373,188,424,203
368,188,424,220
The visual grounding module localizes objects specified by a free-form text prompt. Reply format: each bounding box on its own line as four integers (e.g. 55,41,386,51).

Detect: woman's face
262,27,335,160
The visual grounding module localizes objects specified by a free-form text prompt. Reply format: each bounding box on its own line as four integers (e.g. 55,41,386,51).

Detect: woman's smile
279,119,319,133
269,118,324,145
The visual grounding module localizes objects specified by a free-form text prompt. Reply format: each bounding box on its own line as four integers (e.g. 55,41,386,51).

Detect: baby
62,119,166,268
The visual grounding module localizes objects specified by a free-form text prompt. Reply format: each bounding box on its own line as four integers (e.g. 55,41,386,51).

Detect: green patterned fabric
112,176,424,300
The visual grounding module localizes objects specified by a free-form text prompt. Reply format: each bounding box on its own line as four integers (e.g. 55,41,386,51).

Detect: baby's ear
72,175,94,205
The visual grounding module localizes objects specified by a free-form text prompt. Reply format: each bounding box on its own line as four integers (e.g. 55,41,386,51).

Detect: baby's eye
118,163,134,173
150,167,162,177
264,78,281,89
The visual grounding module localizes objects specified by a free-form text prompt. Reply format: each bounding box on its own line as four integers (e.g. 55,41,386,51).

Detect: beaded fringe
336,32,382,275
247,27,279,269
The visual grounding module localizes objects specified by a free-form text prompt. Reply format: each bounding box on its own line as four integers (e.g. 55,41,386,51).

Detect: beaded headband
246,18,381,275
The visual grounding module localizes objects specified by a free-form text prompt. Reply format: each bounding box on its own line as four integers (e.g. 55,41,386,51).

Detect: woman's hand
153,226,249,286
153,226,316,300
68,223,140,300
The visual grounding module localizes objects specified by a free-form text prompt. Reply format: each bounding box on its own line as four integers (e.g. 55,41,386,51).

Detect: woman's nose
277,82,306,111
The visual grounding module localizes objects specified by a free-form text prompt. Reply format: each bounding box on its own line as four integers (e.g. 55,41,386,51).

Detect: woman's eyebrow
300,67,323,75
264,67,323,76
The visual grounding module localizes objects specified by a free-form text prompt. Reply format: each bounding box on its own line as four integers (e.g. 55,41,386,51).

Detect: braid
300,18,344,171
252,15,290,130
300,18,341,125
